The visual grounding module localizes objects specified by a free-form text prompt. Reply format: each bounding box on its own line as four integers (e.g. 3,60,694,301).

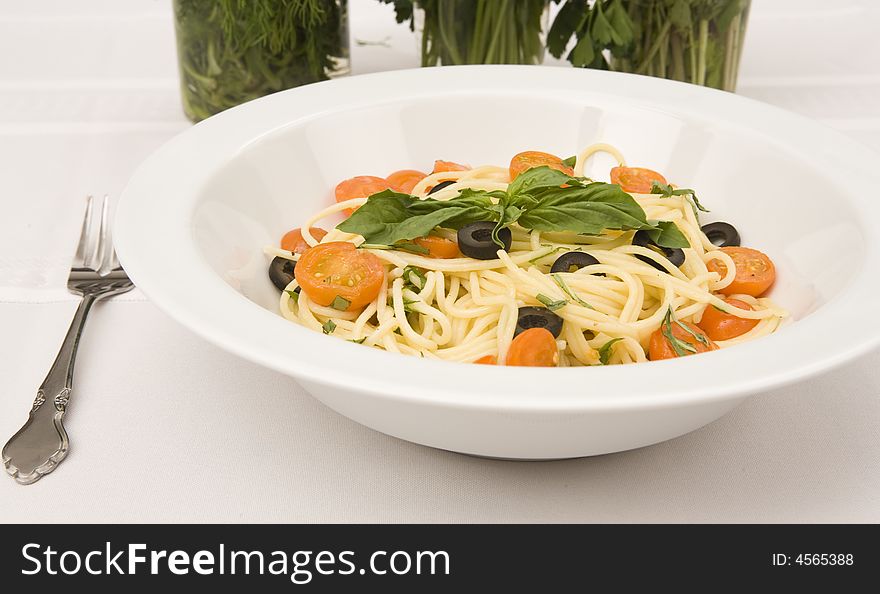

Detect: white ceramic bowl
115,66,880,459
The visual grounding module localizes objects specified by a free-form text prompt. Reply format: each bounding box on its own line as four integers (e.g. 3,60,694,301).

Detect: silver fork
3,195,134,485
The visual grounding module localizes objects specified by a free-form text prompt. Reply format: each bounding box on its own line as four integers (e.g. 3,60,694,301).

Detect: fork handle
2,293,97,484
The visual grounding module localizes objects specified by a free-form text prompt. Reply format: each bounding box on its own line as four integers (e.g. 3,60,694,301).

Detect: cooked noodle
267,144,787,365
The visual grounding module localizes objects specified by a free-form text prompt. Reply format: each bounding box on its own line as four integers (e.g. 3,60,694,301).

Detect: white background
1,0,878,522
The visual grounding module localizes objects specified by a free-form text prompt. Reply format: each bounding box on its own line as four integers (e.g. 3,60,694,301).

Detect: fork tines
72,195,120,277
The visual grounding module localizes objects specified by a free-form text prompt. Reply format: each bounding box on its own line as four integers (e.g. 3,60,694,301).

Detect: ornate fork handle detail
3,282,129,485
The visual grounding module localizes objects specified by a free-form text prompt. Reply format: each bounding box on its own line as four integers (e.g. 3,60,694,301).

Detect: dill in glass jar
173,0,350,122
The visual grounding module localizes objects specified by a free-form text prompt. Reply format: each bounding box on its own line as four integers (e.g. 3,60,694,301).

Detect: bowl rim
115,65,880,412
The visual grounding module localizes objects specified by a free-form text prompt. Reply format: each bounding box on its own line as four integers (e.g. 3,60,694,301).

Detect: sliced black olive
701,221,740,247
269,256,298,292
550,251,603,275
515,306,563,338
457,221,512,260
632,230,685,270
427,180,456,195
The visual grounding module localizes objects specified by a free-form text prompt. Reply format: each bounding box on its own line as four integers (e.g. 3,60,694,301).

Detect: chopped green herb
321,319,337,335
402,266,428,291
651,181,709,214
660,308,697,356
551,273,593,309
349,337,366,344
528,246,562,264
330,295,351,311
598,338,624,365
388,295,419,314
284,289,299,304
537,293,567,312
562,155,577,168
675,318,711,346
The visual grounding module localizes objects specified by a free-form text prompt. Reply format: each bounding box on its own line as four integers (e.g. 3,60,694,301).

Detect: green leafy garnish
381,0,549,66
551,273,593,309
336,188,502,247
338,167,682,250
598,338,624,365
644,221,691,249
330,295,350,311
349,337,366,344
394,242,430,255
549,0,752,93
388,296,418,314
561,155,578,168
321,319,337,335
660,308,697,356
674,317,711,347
284,289,299,304
174,0,348,122
651,181,709,214
402,266,428,291
537,293,567,312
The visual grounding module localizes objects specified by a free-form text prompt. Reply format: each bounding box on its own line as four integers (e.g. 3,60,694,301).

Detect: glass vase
610,0,751,91
173,0,350,122
414,0,551,66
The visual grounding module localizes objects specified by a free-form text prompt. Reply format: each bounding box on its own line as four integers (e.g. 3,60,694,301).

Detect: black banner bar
0,525,875,590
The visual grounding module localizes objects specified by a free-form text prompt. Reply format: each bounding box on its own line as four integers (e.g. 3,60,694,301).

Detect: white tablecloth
2,0,879,523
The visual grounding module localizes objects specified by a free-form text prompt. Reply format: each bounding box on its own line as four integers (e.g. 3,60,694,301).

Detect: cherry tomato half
706,247,776,297
386,169,427,194
432,160,470,174
413,235,460,259
295,242,385,310
610,166,667,194
474,355,497,365
509,151,574,181
697,298,759,341
280,227,328,254
648,321,717,361
506,328,559,367
334,176,392,212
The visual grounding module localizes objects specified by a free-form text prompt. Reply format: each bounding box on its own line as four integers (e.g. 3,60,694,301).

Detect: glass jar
173,0,350,122
414,0,551,66
612,0,751,91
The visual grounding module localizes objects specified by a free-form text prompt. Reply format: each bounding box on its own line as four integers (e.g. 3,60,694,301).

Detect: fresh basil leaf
537,293,567,311
645,221,690,249
337,189,496,245
517,182,652,235
394,242,430,255
598,337,623,365
321,319,337,335
284,289,299,304
330,295,350,311
561,155,577,168
506,166,575,200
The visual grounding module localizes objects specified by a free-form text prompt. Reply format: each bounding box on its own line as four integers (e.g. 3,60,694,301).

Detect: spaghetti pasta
265,144,788,366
